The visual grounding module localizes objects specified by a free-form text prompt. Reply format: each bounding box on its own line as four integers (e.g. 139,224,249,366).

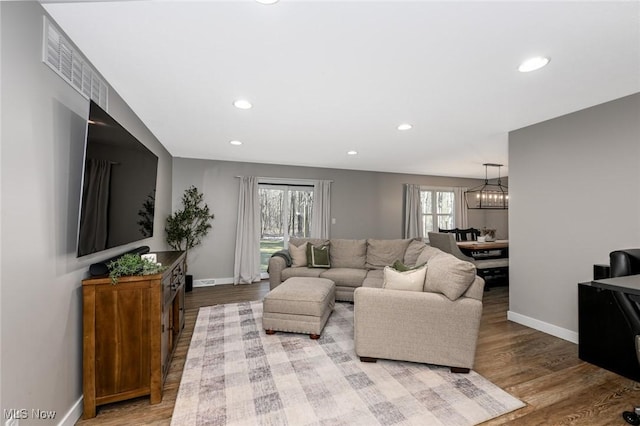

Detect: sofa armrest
463,276,485,301
268,255,287,290
354,287,483,369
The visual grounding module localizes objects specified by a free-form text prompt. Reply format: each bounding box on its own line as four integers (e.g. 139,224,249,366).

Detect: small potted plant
481,228,497,242
165,186,215,291
107,253,166,284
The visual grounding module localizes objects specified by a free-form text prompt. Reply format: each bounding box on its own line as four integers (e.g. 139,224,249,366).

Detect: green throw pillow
307,244,331,268
392,259,426,272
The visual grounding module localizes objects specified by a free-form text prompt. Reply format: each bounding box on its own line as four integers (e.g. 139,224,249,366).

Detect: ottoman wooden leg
360,357,378,363
265,329,276,335
310,334,320,340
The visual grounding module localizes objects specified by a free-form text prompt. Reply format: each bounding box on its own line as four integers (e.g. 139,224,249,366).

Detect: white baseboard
58,396,82,426
193,277,234,287
507,310,579,344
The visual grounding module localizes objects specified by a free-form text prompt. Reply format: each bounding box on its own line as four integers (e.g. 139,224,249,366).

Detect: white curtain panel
233,176,262,285
311,180,331,239
454,187,469,229
403,184,423,239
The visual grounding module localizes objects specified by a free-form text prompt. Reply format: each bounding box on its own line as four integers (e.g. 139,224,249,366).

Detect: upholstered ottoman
263,277,335,339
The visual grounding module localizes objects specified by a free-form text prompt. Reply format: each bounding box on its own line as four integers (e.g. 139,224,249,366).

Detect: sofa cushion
281,267,323,281
382,265,427,292
424,253,476,301
415,245,443,266
329,239,367,269
289,238,330,248
289,242,308,267
307,244,331,268
263,277,335,318
362,269,384,288
403,239,427,267
319,268,368,288
365,239,412,269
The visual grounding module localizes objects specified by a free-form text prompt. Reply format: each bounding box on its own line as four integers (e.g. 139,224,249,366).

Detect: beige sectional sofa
267,237,485,371
354,275,484,372
268,237,431,301
268,237,483,301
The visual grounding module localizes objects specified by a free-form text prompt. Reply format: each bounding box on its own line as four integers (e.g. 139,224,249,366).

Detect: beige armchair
353,276,484,372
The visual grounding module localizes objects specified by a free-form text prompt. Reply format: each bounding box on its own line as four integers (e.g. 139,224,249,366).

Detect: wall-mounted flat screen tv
77,100,158,257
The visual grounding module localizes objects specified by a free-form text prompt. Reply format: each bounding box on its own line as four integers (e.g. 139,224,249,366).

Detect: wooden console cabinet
82,251,186,418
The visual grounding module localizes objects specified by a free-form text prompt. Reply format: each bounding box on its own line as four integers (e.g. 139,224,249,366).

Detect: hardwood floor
76,282,639,425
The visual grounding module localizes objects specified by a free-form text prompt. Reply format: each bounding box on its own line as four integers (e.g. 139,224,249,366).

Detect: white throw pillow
289,242,308,267
382,265,427,292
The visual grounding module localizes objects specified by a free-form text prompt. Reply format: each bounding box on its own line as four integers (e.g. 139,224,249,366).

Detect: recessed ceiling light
233,99,252,109
256,0,279,4
518,56,550,73
397,123,412,131
230,140,243,146
347,150,358,155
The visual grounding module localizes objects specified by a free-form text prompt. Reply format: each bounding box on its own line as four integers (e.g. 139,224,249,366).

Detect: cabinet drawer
163,259,185,306
162,275,172,306
171,260,185,287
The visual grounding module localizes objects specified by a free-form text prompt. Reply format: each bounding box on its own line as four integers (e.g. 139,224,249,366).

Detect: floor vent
42,16,108,110
198,279,217,286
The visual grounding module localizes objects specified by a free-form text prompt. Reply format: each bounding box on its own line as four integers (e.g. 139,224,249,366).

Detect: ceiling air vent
42,16,108,110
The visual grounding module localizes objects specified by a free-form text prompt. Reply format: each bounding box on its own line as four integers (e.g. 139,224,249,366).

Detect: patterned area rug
172,301,524,426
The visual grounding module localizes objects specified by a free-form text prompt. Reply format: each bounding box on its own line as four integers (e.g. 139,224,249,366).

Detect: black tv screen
77,100,158,257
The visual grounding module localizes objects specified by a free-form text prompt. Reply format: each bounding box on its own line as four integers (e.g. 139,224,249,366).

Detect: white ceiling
42,0,640,179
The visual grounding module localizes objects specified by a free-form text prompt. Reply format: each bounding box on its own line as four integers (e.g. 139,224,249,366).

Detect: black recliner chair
611,249,640,279
609,249,640,425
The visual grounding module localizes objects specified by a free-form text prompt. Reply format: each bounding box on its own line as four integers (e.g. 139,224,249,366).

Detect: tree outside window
259,184,313,272
420,189,455,233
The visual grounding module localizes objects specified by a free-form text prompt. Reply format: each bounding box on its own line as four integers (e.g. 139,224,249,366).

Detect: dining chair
427,232,509,287
438,227,480,242
438,227,460,240
429,232,471,260
456,228,480,241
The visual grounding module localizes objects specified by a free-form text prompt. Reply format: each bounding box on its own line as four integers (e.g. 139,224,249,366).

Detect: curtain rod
235,176,333,183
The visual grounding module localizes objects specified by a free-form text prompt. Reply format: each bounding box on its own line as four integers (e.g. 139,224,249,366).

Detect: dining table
457,239,509,258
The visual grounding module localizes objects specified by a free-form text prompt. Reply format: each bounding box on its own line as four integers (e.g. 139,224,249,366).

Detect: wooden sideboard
82,251,186,419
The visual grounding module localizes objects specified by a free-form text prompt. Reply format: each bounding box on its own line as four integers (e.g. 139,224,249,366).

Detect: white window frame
420,187,456,236
258,183,314,248
258,178,316,279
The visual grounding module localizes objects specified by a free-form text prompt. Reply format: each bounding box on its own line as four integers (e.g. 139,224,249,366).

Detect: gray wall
0,2,172,423
509,92,640,341
172,158,507,281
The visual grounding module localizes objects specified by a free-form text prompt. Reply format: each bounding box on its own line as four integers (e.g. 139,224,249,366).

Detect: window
259,183,314,272
420,189,455,233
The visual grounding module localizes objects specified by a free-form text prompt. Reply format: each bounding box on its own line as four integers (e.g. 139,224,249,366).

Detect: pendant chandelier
465,163,509,209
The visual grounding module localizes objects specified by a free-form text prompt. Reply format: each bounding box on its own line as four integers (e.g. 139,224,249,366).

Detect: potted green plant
107,253,167,284
165,185,215,291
